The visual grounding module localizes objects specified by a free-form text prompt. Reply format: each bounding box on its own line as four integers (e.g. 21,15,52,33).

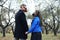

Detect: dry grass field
0,33,60,40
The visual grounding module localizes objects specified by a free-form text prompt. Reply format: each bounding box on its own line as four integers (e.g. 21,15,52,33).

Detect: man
14,4,28,40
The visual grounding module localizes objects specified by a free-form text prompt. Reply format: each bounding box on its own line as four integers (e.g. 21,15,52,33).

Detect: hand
25,32,28,34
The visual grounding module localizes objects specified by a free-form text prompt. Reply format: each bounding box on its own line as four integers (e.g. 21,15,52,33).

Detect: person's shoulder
35,17,39,19
17,9,22,12
15,10,23,16
34,17,39,21
18,10,24,14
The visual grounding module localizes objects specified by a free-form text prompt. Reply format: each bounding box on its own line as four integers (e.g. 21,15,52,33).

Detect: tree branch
4,21,15,28
2,0,8,6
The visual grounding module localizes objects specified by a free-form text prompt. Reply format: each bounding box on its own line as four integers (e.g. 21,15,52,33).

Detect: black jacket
14,10,28,39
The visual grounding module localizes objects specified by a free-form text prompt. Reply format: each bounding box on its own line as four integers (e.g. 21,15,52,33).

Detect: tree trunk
52,13,57,36
53,29,57,36
46,28,48,34
2,28,6,37
11,26,15,35
45,26,49,34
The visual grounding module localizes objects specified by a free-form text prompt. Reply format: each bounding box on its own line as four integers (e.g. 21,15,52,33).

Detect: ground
0,33,60,40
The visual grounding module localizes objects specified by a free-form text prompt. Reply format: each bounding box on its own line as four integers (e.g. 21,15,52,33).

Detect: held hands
25,32,28,34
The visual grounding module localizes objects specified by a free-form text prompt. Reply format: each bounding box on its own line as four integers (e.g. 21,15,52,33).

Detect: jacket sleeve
28,18,38,33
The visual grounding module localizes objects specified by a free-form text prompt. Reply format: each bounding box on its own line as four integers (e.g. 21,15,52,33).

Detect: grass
42,33,60,40
0,33,13,40
0,33,60,40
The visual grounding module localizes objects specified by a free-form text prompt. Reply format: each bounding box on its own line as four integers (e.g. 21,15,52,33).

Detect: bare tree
0,0,15,37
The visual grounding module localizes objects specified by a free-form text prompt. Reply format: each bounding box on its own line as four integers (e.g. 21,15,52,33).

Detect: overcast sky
2,0,60,14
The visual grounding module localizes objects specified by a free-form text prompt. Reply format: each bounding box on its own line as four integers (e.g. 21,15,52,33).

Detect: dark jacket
14,10,28,39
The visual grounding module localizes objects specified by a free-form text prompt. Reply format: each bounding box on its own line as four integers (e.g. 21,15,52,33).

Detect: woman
26,10,42,40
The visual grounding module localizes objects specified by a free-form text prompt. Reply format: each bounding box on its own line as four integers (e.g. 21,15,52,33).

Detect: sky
3,0,60,14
